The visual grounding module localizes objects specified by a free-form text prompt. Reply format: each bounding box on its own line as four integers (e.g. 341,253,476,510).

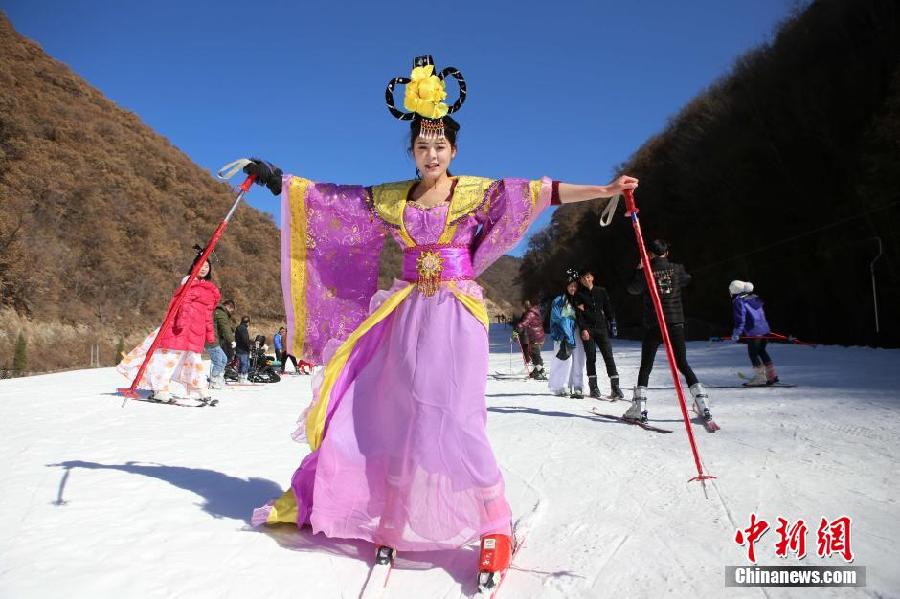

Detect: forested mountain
520,0,900,346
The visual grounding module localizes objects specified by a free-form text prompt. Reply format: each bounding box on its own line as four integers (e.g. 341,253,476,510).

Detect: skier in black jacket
574,268,623,399
235,316,252,383
623,239,711,423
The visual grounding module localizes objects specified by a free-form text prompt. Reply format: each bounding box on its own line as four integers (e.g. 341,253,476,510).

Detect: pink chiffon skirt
266,284,512,551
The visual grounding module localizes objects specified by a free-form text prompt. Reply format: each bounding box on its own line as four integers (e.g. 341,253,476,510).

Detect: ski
591,394,622,403
138,396,210,408
737,372,793,387
700,417,720,432
359,546,394,599
690,405,720,433
489,371,529,381
590,408,673,433
647,384,795,390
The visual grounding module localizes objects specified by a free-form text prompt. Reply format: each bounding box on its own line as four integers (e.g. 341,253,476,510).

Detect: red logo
734,513,769,564
735,514,853,563
816,516,854,562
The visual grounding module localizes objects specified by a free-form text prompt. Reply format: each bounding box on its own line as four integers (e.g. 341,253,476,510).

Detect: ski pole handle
239,174,256,193
623,189,639,217
216,158,256,193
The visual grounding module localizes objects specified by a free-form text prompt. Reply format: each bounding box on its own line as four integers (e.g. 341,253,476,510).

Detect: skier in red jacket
515,300,547,380
117,252,221,402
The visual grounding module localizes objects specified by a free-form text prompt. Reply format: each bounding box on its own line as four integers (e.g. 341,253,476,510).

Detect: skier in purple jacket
730,280,779,386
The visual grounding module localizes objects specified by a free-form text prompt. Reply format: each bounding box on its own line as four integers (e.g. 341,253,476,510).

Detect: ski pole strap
217,158,253,180
599,193,620,227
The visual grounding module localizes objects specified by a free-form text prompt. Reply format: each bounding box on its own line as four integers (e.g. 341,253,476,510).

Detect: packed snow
1,328,898,598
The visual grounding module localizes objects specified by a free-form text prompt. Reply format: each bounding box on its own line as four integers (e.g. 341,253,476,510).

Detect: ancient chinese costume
252,56,555,552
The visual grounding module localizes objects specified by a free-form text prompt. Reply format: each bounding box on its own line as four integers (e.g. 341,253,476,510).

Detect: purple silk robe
256,175,551,551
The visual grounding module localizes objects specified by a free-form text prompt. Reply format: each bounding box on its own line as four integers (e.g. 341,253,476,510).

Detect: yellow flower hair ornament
385,55,468,138
403,64,449,120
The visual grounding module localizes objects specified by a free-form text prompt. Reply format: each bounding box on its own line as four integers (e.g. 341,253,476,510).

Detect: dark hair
578,267,595,278
223,299,235,309
189,253,212,280
408,115,460,150
647,239,669,256
241,316,250,324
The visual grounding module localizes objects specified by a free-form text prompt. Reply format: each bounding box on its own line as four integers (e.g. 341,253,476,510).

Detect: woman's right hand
243,158,283,195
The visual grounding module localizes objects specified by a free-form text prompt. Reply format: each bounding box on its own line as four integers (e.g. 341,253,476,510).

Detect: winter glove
231,341,237,348
243,158,283,196
511,330,520,341
609,319,618,338
731,333,741,342
555,340,572,361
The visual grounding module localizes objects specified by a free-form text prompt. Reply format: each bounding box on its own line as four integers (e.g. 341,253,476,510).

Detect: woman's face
566,281,578,295
413,136,456,180
198,260,210,278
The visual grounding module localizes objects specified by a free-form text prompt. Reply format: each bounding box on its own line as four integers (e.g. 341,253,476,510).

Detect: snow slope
1,331,898,598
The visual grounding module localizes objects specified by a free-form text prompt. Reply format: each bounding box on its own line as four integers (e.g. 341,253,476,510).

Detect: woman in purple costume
249,55,638,565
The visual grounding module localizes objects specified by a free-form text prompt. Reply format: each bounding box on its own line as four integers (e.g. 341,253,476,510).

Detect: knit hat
729,280,746,295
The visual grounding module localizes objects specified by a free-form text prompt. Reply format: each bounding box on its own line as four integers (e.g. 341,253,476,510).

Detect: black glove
243,158,283,195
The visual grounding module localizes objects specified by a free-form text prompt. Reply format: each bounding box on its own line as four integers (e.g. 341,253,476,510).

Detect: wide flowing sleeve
471,177,553,275
280,175,386,363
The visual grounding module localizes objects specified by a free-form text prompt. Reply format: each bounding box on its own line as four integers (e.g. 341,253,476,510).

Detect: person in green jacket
208,299,236,388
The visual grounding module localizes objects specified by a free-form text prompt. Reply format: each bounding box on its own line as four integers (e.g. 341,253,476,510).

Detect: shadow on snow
46,459,282,524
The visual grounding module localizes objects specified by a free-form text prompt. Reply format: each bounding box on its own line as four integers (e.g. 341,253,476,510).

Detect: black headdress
384,55,467,140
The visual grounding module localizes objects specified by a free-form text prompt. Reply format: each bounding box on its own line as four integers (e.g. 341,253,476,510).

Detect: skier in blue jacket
730,280,779,386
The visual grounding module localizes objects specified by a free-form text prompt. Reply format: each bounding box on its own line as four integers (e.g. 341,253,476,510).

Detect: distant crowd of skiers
511,238,779,423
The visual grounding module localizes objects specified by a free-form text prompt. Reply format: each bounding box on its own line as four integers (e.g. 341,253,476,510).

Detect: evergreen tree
12,331,27,375
115,337,125,365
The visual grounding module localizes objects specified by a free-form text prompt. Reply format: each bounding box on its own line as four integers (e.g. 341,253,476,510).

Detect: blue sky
5,0,796,255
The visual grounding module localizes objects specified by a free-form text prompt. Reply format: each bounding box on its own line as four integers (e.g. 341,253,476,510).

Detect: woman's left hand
606,175,639,196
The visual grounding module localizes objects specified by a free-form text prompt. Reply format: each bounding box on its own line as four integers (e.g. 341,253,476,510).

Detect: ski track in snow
1,334,899,598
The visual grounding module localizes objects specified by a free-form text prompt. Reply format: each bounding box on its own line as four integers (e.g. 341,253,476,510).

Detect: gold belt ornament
415,250,444,297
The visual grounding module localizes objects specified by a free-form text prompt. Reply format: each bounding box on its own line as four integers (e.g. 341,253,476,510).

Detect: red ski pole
766,331,817,347
118,159,257,400
717,333,817,348
623,189,714,483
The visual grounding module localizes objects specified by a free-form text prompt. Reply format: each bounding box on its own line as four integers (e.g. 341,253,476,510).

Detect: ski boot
375,545,395,565
690,383,712,421
765,362,780,385
588,375,602,399
149,390,173,403
530,366,548,381
197,387,218,407
570,387,584,399
743,366,767,387
622,386,647,422
477,533,512,592
609,375,625,400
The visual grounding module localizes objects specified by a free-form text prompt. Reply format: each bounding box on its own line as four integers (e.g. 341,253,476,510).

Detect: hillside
520,0,900,346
